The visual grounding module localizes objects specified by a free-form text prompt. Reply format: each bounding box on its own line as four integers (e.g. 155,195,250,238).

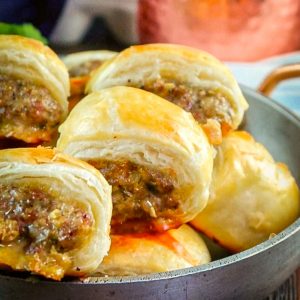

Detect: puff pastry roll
0,35,69,144
57,87,214,233
64,50,117,78
96,224,210,276
63,50,117,111
0,148,112,280
190,131,300,252
86,44,248,139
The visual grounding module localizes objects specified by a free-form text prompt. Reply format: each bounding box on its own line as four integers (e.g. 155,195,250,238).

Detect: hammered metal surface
138,0,300,61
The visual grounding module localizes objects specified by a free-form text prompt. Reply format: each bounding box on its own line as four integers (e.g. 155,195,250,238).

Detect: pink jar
138,0,300,61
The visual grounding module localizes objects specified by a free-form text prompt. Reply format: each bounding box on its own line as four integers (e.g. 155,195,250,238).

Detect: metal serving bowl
0,68,299,300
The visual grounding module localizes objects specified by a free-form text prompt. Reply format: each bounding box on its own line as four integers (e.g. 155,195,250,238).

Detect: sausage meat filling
140,79,233,126
0,75,63,142
69,60,103,77
0,183,93,266
88,160,181,228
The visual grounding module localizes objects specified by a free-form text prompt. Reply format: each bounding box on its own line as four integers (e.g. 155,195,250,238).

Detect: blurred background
0,0,300,113
1,0,300,59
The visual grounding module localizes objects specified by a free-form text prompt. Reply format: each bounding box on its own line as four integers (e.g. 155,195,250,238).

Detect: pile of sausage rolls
0,37,299,281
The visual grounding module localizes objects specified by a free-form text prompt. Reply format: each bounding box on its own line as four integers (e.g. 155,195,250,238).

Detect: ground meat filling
89,160,181,226
0,75,63,142
69,60,103,77
0,183,93,256
141,79,233,126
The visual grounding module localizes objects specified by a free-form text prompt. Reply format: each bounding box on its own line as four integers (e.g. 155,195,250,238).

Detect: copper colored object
259,64,300,96
138,0,300,61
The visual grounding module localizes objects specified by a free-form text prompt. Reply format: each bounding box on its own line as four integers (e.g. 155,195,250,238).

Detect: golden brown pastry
0,148,112,280
86,44,248,141
0,35,69,144
63,50,117,111
96,224,210,276
190,131,300,252
57,86,214,233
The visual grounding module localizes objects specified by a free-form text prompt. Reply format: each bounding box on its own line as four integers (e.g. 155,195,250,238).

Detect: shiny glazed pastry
0,35,69,144
57,86,214,233
190,131,300,252
96,224,210,276
86,44,248,140
0,148,112,280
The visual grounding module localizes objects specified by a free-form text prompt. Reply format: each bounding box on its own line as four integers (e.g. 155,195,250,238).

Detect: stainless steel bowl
0,74,299,300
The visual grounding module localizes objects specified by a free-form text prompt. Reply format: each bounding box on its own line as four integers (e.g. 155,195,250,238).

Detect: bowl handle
258,64,300,96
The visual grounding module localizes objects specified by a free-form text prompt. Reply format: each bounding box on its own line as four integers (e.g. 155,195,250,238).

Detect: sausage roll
0,35,69,144
64,50,117,78
96,224,210,276
57,87,214,233
0,148,112,280
86,44,248,140
190,131,300,252
63,50,117,111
